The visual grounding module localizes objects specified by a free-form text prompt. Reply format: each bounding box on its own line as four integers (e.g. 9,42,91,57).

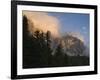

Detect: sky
48,12,90,46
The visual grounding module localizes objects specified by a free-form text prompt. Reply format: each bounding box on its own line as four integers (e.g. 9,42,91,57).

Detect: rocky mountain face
51,34,88,56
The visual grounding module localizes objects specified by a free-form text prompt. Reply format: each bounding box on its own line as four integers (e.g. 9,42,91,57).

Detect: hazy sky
48,12,90,46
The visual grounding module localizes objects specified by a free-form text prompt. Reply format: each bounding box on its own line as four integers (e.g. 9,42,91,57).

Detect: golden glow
23,11,60,37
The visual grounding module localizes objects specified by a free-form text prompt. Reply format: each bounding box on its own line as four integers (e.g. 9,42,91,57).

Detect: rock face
51,34,86,56
62,35,85,56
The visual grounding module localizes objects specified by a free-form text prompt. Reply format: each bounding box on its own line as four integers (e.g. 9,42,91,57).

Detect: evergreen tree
46,31,52,66
33,30,52,67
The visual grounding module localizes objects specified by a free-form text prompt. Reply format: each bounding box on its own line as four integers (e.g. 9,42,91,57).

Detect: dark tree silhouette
46,31,52,66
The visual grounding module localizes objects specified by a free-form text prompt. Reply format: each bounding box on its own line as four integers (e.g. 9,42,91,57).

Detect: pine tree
46,31,52,66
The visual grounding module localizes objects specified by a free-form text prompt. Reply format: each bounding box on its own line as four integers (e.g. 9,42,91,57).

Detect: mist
23,11,60,37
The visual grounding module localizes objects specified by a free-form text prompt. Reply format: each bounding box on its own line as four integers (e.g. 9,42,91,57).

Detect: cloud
23,11,60,37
